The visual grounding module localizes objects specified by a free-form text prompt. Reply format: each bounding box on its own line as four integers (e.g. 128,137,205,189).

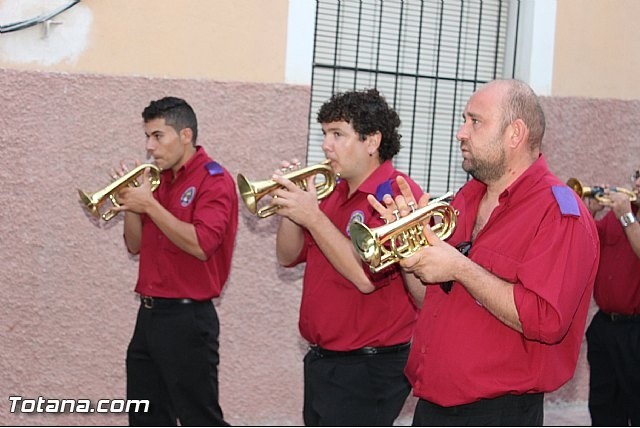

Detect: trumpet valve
349,197,457,273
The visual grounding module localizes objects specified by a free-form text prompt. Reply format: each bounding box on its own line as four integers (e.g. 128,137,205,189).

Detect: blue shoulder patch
552,185,580,217
204,161,224,176
375,179,394,202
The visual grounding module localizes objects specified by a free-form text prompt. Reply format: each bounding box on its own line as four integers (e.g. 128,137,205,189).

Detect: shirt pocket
470,245,519,284
168,200,196,223
158,205,195,254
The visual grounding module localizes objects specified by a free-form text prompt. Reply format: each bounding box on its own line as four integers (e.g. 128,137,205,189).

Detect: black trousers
303,346,411,426
412,393,544,426
126,299,228,426
586,310,640,426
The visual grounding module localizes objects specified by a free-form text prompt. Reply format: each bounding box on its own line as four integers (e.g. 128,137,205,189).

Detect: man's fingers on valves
279,158,301,174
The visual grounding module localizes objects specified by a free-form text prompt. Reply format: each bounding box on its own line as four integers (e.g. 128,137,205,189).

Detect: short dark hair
142,97,198,145
316,89,401,161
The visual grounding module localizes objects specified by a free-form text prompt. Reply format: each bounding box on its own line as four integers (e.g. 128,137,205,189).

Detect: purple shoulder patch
375,179,393,201
205,161,223,176
552,185,580,217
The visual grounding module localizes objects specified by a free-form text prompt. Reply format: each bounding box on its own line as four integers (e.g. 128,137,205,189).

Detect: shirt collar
161,146,206,180
498,153,548,204
357,160,396,195
462,154,548,205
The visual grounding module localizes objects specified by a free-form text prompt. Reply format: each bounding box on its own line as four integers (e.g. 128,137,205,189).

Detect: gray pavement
394,400,592,426
544,401,591,426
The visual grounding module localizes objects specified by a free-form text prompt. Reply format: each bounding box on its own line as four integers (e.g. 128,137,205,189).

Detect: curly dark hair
316,89,401,161
142,96,198,146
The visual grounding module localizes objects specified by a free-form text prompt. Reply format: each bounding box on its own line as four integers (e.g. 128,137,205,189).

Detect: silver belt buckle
142,296,154,309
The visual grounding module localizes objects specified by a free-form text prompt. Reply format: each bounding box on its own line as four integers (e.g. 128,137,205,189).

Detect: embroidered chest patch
347,210,365,236
180,186,196,207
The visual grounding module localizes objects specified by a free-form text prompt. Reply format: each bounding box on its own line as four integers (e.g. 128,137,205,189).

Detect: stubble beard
462,137,507,183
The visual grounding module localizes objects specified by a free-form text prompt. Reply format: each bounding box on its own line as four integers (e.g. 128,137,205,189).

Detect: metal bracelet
619,212,637,228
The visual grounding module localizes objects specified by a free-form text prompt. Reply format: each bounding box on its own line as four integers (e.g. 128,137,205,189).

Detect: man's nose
321,136,331,152
455,123,467,142
145,138,156,152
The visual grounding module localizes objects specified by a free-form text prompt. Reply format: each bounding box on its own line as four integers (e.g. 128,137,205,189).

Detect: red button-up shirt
593,205,640,314
135,146,238,300
290,161,421,351
405,155,600,406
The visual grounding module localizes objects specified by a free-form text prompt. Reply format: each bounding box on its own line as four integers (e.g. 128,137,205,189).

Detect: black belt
600,310,640,323
309,342,411,358
140,295,202,309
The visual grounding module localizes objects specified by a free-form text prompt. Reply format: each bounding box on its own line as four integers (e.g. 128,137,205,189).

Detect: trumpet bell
350,222,384,269
350,193,458,273
237,160,336,218
566,177,586,198
236,174,258,214
78,189,101,219
78,163,161,221
236,173,262,215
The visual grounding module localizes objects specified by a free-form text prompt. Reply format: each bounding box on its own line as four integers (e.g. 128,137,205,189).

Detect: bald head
481,79,546,152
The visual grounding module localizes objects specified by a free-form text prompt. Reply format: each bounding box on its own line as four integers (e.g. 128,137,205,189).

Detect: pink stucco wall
0,68,638,425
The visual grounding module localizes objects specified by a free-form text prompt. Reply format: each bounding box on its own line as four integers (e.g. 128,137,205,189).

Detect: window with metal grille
307,0,520,195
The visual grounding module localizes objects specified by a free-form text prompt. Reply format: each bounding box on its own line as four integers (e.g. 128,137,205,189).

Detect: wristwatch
619,212,637,228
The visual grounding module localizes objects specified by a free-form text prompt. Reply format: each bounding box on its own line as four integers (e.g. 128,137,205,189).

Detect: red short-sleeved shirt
289,161,421,351
135,146,238,300
593,206,640,314
405,155,600,406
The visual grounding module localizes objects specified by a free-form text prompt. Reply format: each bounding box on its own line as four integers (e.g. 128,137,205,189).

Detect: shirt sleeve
192,172,238,259
282,229,310,267
514,211,599,344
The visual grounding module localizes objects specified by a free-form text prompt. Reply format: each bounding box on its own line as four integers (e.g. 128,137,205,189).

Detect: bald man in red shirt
371,79,600,426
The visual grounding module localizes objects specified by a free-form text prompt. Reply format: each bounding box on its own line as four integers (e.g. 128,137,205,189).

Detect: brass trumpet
567,177,637,204
349,193,458,273
78,164,161,221
237,160,336,218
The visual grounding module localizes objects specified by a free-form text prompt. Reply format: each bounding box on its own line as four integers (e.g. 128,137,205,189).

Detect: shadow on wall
0,68,638,425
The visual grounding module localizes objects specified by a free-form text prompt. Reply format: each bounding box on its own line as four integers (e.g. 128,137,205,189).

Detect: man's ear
180,127,194,145
367,131,382,153
508,118,528,149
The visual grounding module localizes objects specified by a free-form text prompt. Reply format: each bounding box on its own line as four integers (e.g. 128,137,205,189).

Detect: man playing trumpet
111,97,237,426
367,79,600,426
584,171,640,426
272,89,421,426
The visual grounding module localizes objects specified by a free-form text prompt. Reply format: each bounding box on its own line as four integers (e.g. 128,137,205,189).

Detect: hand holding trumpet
365,175,431,225
586,185,635,218
77,159,161,221
363,176,462,283
269,159,324,227
607,189,636,218
236,159,336,218
109,161,158,216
